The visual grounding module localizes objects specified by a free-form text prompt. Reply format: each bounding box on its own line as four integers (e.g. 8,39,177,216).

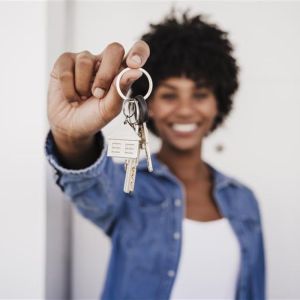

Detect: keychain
107,67,153,193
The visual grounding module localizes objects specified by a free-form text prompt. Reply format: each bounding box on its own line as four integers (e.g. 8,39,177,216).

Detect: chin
169,140,202,152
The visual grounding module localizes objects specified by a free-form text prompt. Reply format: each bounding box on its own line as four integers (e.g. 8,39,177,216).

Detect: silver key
123,124,141,193
113,67,154,193
138,122,153,172
123,120,153,193
107,134,141,193
107,94,152,193
123,155,139,193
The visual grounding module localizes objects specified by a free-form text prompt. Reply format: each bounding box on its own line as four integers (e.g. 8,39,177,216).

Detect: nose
175,98,195,117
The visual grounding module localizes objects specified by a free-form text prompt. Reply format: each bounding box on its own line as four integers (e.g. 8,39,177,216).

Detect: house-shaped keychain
107,129,141,159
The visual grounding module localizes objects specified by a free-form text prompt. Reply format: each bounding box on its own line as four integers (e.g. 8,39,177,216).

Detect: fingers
104,40,150,112
52,40,150,104
54,52,81,103
114,68,143,97
75,51,96,99
92,40,150,99
125,40,150,69
52,51,99,103
92,42,125,99
99,69,143,121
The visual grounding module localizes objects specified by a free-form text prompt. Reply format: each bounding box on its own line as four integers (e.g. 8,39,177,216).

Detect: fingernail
93,87,105,99
131,55,142,65
81,96,87,100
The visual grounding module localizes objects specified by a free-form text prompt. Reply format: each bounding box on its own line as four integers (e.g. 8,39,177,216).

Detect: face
148,76,218,151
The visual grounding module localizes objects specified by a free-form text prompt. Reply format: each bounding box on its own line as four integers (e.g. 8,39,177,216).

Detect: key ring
123,98,140,129
116,67,153,100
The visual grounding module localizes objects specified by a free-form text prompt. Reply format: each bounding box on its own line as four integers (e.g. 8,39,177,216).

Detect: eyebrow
159,81,211,91
159,83,178,90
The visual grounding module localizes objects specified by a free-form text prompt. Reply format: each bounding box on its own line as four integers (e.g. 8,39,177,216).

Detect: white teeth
172,123,198,133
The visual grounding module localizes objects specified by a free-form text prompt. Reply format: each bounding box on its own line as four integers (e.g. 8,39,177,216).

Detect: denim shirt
45,131,265,300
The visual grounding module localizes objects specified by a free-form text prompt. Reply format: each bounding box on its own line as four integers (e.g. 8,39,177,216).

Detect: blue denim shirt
45,131,265,300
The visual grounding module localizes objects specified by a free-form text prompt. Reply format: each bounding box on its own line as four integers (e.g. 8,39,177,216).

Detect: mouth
170,123,199,135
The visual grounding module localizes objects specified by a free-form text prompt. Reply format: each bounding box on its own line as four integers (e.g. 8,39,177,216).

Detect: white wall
46,2,73,299
0,2,46,298
47,1,300,299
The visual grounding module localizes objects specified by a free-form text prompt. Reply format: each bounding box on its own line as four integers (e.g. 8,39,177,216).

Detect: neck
156,142,210,183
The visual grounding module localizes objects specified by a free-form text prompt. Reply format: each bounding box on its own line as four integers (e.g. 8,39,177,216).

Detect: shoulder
208,163,262,222
207,162,253,192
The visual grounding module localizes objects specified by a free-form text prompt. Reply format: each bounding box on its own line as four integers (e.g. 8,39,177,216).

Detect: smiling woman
147,77,218,151
131,11,239,137
45,9,265,300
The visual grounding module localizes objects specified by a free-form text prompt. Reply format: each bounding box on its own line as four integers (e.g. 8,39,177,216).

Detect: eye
160,93,177,100
193,92,209,100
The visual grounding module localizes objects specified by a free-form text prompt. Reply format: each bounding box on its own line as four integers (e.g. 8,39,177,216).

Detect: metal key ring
123,99,136,119
123,98,140,126
116,67,153,101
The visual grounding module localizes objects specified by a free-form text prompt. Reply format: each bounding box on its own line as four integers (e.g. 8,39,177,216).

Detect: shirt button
174,199,181,207
168,270,175,277
173,232,181,240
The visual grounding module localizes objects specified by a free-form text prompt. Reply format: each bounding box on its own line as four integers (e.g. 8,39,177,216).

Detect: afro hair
130,10,239,135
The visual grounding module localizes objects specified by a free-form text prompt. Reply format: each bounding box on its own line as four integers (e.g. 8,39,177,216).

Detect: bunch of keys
107,67,153,193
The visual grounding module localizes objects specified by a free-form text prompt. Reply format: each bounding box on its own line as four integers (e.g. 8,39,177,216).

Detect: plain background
0,1,46,299
1,1,300,299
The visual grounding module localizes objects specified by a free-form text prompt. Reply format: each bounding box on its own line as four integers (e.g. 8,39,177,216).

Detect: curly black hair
130,10,239,135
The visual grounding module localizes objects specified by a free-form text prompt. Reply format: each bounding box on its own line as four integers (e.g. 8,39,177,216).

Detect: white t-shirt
171,218,240,300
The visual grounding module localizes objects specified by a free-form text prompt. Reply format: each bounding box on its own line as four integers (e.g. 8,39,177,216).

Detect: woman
46,11,265,300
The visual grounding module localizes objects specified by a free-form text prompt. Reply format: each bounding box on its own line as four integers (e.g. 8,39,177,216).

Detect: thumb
101,68,143,117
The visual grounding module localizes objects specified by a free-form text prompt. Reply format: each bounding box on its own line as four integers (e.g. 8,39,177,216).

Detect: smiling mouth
171,123,199,133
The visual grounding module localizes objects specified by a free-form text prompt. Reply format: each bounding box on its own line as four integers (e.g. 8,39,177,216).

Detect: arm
45,130,125,236
46,41,150,235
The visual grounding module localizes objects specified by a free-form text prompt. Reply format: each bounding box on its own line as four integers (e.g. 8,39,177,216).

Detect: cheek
196,98,218,118
149,100,175,120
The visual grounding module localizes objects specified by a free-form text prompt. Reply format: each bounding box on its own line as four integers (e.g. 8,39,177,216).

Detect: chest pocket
127,172,171,212
127,191,170,213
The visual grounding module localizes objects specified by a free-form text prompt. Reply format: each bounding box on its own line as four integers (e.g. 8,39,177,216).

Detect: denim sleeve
249,189,266,300
45,130,125,236
240,185,266,299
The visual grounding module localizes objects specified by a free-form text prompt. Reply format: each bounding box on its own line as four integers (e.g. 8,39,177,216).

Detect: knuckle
76,85,89,95
96,76,111,89
107,42,125,56
77,51,94,66
58,51,72,61
54,52,72,68
135,40,150,55
64,91,76,101
78,50,92,57
59,71,73,81
77,57,94,68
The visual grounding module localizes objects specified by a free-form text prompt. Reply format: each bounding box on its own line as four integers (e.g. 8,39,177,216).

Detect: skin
48,41,150,169
48,40,222,221
149,77,222,221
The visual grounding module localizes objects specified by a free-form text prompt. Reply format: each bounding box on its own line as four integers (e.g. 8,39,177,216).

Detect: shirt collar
138,153,259,223
137,152,242,191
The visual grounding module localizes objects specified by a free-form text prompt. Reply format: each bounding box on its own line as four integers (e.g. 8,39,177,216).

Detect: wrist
50,130,102,169
51,129,96,158
51,128,93,151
